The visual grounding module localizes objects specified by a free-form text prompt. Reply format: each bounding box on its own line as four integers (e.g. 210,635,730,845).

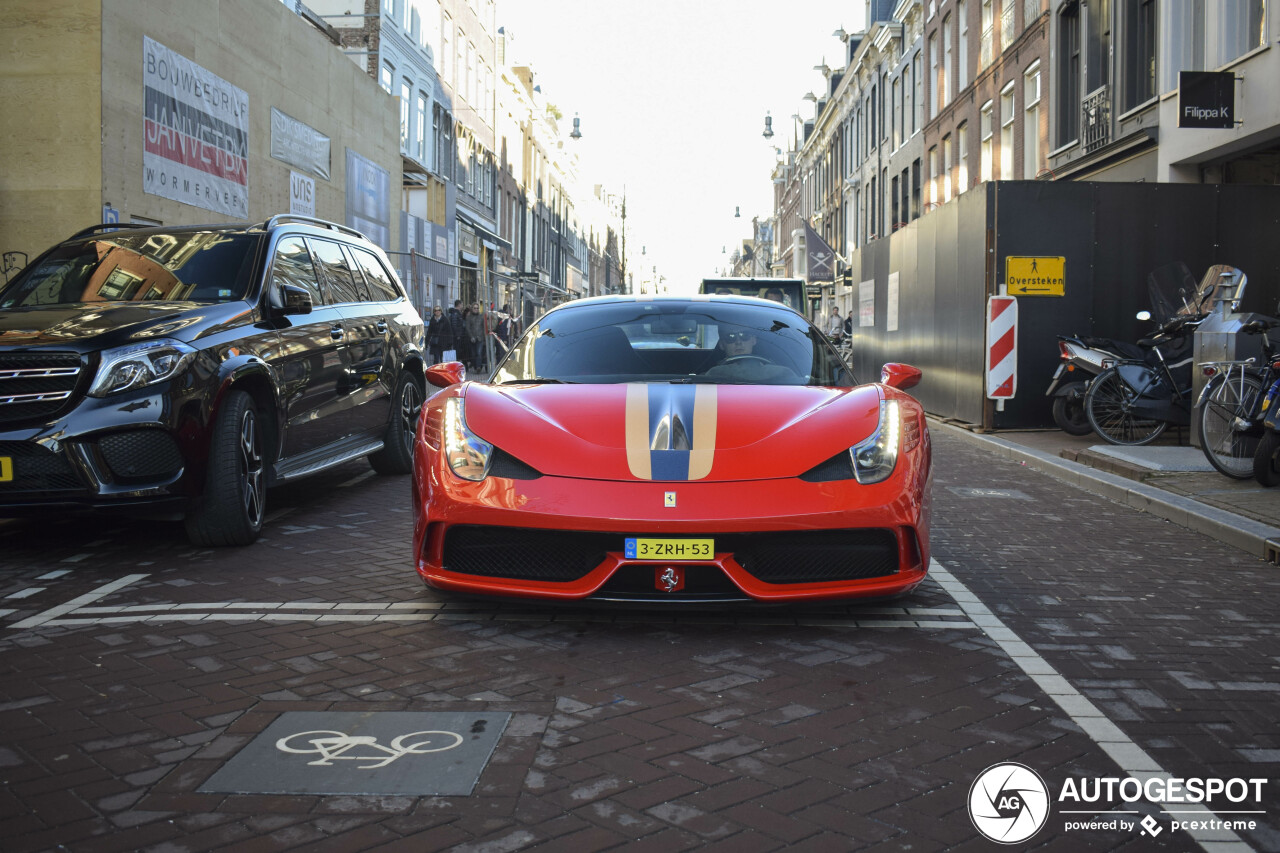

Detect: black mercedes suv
0,216,427,546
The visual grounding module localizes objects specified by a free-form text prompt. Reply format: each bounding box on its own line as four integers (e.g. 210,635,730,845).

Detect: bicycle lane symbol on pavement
200,711,510,797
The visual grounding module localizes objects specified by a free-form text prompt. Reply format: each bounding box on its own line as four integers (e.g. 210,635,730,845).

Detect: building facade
1,0,400,269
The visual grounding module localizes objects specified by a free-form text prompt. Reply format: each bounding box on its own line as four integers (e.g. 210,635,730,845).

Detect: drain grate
200,711,510,796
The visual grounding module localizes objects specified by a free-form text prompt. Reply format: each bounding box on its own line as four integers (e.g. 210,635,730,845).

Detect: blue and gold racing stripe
625,384,718,480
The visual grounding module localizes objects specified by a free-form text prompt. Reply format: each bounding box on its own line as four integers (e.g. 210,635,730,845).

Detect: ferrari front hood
463,382,884,482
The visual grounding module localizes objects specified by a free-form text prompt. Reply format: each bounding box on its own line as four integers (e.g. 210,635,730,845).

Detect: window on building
1056,2,1080,146
1000,83,1015,178
913,52,923,131
980,0,994,68
1085,0,1111,93
892,77,901,149
869,175,878,238
942,134,953,202
1157,0,1263,95
1023,64,1041,178
928,32,939,119
980,100,994,182
957,122,969,192
441,14,453,83
901,167,910,224
943,13,953,107
380,63,394,94
417,91,429,164
928,145,938,206
958,1,969,91
1122,0,1156,110
911,158,921,219
400,79,411,150
891,174,900,227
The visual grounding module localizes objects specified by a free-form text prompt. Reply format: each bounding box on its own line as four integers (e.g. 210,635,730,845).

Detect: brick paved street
0,427,1276,852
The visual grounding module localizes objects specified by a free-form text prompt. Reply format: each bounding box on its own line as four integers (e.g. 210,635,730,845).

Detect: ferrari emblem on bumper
664,492,677,507
656,567,685,592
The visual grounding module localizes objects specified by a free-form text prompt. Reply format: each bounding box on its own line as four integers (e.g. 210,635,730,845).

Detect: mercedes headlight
443,397,493,481
88,339,197,397
849,399,900,484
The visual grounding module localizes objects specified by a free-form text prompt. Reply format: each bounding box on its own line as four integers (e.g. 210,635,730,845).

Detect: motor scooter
1083,264,1242,446
1045,334,1145,435
1253,369,1280,487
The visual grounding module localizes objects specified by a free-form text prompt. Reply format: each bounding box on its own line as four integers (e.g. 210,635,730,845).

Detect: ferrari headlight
443,397,493,481
88,339,197,397
849,399,900,484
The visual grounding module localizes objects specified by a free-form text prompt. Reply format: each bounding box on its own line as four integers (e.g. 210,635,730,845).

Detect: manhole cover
200,711,510,796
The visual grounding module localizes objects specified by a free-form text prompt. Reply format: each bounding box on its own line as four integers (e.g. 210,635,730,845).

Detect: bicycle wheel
1085,367,1167,446
1197,371,1265,479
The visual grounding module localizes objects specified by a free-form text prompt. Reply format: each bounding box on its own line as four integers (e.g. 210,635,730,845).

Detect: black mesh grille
98,430,184,481
0,352,84,424
0,440,85,494
724,529,899,583
440,526,900,585
443,526,615,581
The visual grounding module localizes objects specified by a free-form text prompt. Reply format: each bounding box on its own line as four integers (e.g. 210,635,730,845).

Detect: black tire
1051,382,1093,435
369,371,424,475
184,390,266,547
1254,430,1280,487
1197,372,1265,479
1084,366,1168,446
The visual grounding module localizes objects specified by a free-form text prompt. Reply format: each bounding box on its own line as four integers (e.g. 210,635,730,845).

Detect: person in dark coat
426,304,452,364
447,299,468,366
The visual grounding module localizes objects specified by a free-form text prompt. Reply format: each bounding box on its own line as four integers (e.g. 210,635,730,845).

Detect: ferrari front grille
439,526,900,586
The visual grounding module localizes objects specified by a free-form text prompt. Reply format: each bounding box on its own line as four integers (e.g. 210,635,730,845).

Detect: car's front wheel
185,390,266,547
369,371,423,475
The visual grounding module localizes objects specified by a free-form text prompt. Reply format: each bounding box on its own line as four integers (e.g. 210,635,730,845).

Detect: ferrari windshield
491,298,856,386
0,231,258,309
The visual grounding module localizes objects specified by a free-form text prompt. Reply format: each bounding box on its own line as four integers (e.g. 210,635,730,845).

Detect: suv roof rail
67,223,130,240
264,214,367,241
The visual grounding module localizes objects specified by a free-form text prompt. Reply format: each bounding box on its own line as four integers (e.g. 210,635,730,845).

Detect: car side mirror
880,362,922,390
426,361,466,388
279,284,313,316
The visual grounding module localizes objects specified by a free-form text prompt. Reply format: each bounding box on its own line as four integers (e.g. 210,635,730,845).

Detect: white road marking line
931,560,1250,852
6,588,44,600
9,574,150,630
36,570,72,580
61,553,91,563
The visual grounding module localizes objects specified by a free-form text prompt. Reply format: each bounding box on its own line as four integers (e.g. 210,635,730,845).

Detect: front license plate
624,538,714,560
0,456,11,483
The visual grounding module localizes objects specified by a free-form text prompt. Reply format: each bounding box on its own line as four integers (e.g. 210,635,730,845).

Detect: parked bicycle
1254,373,1280,486
1196,317,1280,479
1083,264,1236,446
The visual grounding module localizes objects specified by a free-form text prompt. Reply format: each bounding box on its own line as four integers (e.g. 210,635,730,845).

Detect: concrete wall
1,0,104,264
0,0,400,268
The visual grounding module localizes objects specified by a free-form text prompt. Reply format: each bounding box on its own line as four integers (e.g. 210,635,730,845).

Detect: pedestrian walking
465,301,486,371
426,304,453,364
827,308,844,342
447,300,468,367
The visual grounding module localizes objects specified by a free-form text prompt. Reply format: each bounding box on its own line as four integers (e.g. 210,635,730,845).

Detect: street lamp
762,112,774,139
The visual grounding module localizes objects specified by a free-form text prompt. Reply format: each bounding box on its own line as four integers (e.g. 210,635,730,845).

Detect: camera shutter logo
969,762,1051,844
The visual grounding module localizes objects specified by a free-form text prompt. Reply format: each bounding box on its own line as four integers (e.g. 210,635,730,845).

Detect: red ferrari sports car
411,295,931,604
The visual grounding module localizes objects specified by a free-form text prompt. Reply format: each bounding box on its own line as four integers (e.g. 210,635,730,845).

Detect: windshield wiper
499,377,576,385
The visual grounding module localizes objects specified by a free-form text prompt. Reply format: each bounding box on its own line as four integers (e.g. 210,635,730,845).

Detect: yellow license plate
624,538,714,561
0,456,11,483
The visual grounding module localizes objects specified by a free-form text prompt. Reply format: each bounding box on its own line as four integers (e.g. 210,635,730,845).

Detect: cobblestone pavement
0,426,1276,852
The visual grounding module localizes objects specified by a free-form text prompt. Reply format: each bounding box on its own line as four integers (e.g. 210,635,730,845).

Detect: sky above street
498,0,864,293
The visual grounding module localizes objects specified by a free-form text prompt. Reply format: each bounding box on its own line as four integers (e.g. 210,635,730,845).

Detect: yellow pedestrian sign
1005,256,1065,296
